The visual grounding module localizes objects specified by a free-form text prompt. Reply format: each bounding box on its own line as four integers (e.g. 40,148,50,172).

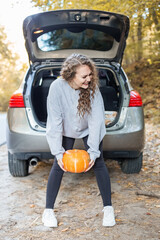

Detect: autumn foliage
0,26,27,111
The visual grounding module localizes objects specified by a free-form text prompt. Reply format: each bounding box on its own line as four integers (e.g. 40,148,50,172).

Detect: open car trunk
31,66,121,127
23,10,129,64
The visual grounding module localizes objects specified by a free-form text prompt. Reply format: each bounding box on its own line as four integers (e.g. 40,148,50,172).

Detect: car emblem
75,14,81,21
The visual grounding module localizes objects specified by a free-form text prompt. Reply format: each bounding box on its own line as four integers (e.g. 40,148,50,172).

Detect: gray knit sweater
46,77,106,161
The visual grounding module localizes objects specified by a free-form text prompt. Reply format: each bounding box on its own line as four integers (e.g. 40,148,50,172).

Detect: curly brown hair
60,53,99,117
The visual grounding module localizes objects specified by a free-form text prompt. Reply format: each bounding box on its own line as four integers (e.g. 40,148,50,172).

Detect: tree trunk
137,14,143,60
152,7,160,32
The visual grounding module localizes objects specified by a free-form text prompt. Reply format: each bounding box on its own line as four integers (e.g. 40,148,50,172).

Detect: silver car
6,9,145,177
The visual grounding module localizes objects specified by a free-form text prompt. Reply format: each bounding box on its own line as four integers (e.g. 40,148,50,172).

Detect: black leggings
46,136,112,208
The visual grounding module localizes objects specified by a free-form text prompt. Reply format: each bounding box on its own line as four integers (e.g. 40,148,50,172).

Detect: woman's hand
85,159,95,172
57,158,67,172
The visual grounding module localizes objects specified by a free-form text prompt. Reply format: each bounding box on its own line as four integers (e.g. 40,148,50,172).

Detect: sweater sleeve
87,88,106,161
46,83,65,160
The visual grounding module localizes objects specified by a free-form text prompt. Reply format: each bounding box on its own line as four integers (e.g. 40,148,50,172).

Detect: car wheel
119,153,143,174
8,152,29,177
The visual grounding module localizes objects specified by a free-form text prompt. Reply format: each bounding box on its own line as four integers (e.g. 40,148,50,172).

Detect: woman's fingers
57,159,67,172
58,158,94,172
85,159,95,172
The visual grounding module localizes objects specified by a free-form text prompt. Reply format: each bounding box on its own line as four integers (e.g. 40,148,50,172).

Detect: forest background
0,0,159,124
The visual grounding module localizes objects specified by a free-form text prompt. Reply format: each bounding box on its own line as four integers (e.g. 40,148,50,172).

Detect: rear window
37,28,114,52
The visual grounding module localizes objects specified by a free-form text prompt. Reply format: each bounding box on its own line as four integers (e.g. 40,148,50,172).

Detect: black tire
120,153,143,174
8,152,29,177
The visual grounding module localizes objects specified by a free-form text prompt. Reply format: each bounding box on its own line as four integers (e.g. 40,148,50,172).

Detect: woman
42,53,116,227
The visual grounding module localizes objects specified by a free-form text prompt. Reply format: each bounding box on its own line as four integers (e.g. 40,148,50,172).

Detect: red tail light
9,93,25,108
129,90,142,107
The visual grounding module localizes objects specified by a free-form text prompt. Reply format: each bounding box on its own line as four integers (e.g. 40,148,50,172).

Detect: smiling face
69,65,93,90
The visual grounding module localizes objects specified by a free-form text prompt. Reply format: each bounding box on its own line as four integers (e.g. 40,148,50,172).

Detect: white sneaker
102,206,116,227
42,209,58,227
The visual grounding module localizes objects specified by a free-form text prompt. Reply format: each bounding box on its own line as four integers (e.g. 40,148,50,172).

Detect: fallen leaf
30,204,35,208
115,210,121,213
62,228,69,232
115,218,123,222
142,167,148,171
142,178,151,182
136,197,143,200
58,222,63,226
154,205,160,208
145,199,154,203
147,59,152,65
146,212,152,215
59,200,68,204
125,182,134,188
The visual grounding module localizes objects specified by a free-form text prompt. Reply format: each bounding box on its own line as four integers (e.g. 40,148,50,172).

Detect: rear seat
32,76,56,123
100,86,119,111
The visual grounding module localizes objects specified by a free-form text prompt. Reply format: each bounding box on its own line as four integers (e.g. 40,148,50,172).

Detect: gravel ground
0,122,159,240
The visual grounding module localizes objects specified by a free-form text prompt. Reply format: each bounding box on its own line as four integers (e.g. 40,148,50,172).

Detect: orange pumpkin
62,149,90,173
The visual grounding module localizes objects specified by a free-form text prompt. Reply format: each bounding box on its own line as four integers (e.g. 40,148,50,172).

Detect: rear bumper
11,150,142,161
6,107,145,160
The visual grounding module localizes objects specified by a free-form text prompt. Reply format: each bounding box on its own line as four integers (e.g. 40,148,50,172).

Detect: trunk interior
31,67,121,127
